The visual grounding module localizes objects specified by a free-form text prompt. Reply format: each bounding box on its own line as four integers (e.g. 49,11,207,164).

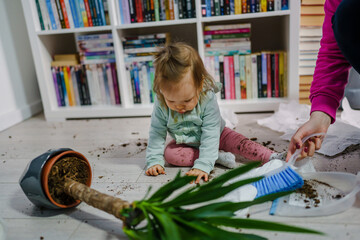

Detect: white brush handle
288,133,326,166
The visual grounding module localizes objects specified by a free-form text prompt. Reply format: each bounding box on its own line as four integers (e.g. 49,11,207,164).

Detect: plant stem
64,178,130,220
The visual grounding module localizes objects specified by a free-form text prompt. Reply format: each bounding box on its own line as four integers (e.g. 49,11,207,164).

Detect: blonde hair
153,42,215,105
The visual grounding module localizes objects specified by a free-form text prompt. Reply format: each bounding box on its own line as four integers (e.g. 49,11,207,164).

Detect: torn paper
257,101,360,156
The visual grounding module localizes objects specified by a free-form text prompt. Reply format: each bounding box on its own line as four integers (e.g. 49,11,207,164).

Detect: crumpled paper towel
221,158,317,217
257,101,360,156
341,97,360,129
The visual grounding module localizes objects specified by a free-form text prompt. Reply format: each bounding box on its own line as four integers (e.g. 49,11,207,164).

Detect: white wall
0,0,42,132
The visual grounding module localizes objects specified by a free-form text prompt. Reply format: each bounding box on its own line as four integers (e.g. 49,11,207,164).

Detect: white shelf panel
36,26,113,35
116,18,198,29
201,10,291,23
218,98,289,112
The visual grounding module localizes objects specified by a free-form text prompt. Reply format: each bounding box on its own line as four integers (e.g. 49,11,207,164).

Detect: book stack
299,0,325,104
205,51,287,100
201,0,289,17
35,0,110,30
118,0,196,23
76,33,115,64
123,33,170,104
50,53,121,107
204,23,251,56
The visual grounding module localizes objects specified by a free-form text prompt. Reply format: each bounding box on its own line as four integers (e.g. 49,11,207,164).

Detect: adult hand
145,164,165,176
186,168,208,184
286,111,331,162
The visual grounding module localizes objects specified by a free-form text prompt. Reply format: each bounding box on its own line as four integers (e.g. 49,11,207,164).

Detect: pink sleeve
310,0,351,123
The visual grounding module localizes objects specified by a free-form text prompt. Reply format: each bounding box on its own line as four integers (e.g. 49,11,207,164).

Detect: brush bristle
252,167,304,198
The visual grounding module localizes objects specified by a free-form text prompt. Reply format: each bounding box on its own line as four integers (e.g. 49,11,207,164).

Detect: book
261,52,267,97
219,56,225,99
301,5,324,15
251,54,258,99
204,23,251,31
233,54,241,99
46,0,58,29
60,0,71,28
83,0,94,26
204,33,251,40
54,67,66,106
274,52,279,97
39,0,51,30
260,0,266,12
239,55,246,99
245,54,252,99
279,52,284,97
51,67,62,106
69,0,80,28
223,56,231,99
300,15,325,26
78,0,89,27
110,63,121,104
73,0,84,27
59,68,69,106
70,66,81,105
64,0,75,28
300,27,322,37
301,0,325,5
203,28,251,35
256,54,263,98
35,0,45,30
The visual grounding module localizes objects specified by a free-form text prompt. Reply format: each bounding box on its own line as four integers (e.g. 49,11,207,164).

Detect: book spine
241,0,246,13
223,56,230,100
78,0,89,27
234,0,241,14
97,0,106,25
59,68,69,106
81,65,92,105
55,67,66,106
234,54,241,99
83,0,94,26
51,67,62,106
39,0,51,30
89,0,98,26
245,54,252,99
205,0,211,16
251,54,258,99
74,67,84,105
250,0,256,12
204,33,251,39
219,56,225,99
256,54,263,98
104,64,115,104
60,0,71,28
224,0,230,15
274,53,280,97
67,66,77,105
135,0,144,22
274,0,281,11
267,0,274,11
35,0,45,30
261,53,267,97
279,52,284,97
110,63,121,104
246,0,250,13
70,66,81,105
46,0,58,29
266,53,271,98
85,65,94,104
50,0,61,28
186,0,192,18
69,0,79,28
281,0,288,10
154,0,160,20
255,0,260,12
65,0,75,28
74,0,84,27
260,0,266,12
228,56,235,99
239,55,246,99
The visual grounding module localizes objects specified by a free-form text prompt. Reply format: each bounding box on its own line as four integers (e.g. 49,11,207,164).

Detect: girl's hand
146,164,165,176
186,168,208,184
286,111,331,161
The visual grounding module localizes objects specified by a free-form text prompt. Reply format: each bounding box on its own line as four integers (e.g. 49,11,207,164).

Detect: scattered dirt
250,137,257,141
294,179,345,209
47,156,90,205
8,136,12,138
131,132,139,135
262,141,271,147
88,139,148,158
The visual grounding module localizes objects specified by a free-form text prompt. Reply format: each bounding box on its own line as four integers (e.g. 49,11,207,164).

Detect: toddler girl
145,42,284,184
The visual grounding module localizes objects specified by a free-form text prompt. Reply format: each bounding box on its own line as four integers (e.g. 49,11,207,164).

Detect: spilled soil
47,156,90,205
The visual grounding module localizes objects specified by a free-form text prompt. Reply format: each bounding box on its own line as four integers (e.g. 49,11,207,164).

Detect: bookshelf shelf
22,0,300,121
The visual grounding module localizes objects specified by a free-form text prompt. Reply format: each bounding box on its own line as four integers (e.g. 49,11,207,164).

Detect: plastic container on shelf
270,171,360,217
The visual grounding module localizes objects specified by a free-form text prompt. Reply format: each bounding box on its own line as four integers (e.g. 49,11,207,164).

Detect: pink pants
164,127,273,167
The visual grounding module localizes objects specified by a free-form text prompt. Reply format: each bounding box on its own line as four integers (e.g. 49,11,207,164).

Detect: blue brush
252,133,325,198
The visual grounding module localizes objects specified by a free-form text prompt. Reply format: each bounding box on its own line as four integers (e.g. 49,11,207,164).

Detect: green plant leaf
147,171,197,203
199,161,261,191
149,208,182,240
205,217,323,235
161,176,263,208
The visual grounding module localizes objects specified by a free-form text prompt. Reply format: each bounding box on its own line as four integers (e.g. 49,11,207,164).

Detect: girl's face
161,71,200,114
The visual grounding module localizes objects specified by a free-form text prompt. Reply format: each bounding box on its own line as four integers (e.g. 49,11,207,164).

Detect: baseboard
0,100,43,132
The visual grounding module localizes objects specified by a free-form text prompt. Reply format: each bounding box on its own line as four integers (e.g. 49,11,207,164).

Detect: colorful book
239,55,246,99
52,67,61,106
261,52,267,97
245,54,252,99
251,54,258,99
46,0,58,29
35,0,45,30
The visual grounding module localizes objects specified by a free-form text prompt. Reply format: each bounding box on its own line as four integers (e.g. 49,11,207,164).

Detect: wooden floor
0,113,359,240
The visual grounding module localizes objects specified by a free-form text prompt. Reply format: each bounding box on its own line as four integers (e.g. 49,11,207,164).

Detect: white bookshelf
21,0,300,121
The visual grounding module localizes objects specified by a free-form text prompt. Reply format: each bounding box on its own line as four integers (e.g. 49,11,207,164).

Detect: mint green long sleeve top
146,87,226,174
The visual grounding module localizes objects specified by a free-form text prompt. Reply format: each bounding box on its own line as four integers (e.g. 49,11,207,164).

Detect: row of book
118,0,196,24
204,51,287,100
51,63,121,107
204,23,251,56
201,0,289,16
35,0,110,30
76,33,115,64
122,33,169,103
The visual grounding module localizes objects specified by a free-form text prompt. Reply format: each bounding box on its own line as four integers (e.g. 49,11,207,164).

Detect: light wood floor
0,113,359,240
